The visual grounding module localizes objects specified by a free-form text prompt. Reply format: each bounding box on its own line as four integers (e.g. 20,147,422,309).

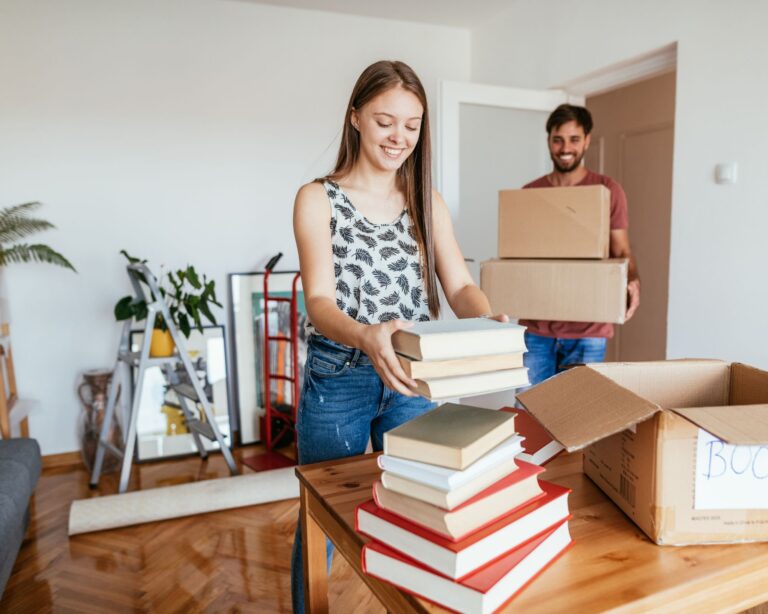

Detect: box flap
671,405,768,444
590,360,729,407
516,366,660,451
730,363,768,405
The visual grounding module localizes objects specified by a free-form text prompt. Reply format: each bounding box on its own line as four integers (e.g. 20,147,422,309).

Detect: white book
415,368,529,400
378,435,524,492
392,318,527,361
381,456,521,510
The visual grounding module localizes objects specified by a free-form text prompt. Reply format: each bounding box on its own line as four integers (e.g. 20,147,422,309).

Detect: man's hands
625,279,640,321
359,320,419,397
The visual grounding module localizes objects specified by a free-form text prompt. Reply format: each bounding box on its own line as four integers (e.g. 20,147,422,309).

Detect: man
521,104,640,385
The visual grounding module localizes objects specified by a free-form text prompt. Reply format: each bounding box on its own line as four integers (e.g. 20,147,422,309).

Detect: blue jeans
290,335,434,613
523,332,607,387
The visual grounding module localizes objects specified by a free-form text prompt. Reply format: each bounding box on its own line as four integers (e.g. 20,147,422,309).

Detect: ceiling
231,0,515,28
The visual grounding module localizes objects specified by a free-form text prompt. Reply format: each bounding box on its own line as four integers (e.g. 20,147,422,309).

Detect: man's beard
551,151,584,173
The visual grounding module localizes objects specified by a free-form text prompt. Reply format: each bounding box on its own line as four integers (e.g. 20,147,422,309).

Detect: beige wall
586,72,676,361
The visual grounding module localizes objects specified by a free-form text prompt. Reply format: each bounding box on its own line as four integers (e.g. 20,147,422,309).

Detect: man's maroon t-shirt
518,170,629,339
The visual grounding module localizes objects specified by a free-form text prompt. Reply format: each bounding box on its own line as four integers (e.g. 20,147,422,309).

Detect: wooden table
296,452,768,613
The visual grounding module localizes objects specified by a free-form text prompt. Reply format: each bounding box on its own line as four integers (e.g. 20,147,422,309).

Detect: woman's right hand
359,320,419,397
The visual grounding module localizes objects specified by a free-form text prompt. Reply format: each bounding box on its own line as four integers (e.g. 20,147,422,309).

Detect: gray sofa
0,438,41,599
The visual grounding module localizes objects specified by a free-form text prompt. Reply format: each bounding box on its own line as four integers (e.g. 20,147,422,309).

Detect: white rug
68,467,299,536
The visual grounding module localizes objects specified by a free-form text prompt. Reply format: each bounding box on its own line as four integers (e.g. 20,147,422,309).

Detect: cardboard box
517,360,768,545
498,185,610,258
480,258,627,324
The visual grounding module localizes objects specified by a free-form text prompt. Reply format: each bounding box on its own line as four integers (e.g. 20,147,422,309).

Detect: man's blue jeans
523,332,607,387
290,335,434,613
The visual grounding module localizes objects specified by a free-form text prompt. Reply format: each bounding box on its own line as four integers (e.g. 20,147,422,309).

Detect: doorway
585,71,676,361
437,43,677,384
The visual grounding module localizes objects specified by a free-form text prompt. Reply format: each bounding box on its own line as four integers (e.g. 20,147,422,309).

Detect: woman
290,60,505,612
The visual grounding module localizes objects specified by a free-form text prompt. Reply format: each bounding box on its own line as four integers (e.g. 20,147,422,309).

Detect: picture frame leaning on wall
128,324,232,461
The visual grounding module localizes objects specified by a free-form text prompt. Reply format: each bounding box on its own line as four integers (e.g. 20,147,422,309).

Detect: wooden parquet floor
1,446,385,613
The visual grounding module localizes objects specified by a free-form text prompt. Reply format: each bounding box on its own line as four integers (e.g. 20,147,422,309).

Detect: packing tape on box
653,504,676,539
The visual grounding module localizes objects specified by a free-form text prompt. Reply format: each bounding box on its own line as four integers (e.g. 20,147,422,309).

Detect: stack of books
356,403,573,613
392,318,530,400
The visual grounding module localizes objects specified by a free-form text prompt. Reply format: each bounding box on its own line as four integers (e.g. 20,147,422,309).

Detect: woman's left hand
358,319,419,397
482,313,510,323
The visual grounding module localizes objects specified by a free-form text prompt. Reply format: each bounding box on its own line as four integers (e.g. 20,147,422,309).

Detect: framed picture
128,325,232,461
228,272,307,445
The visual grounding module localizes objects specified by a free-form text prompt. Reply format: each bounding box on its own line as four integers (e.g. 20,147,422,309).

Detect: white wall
471,0,768,370
458,105,550,264
0,0,470,454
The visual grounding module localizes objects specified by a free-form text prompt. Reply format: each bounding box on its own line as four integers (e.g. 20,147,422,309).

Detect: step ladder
90,263,237,493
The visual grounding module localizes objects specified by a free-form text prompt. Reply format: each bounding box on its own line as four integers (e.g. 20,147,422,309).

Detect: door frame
554,42,677,98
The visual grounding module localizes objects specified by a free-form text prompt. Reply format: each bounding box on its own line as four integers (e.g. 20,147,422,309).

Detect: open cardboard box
517,359,768,545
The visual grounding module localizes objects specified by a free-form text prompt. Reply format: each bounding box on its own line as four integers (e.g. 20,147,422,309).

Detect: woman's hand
483,313,510,323
625,279,640,321
359,320,419,397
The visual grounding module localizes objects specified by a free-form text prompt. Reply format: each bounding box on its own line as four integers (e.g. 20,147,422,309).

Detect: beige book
392,318,526,361
414,368,529,401
373,460,544,540
383,403,517,470
397,352,524,379
380,455,520,510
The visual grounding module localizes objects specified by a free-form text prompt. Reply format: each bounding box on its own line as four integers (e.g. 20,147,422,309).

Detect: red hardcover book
502,407,564,465
372,459,545,541
362,519,572,614
356,481,570,580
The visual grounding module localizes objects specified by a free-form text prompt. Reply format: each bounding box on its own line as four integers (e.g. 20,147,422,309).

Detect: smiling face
548,120,591,173
350,85,423,173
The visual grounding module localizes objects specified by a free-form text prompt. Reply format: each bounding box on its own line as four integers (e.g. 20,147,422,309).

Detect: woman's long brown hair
326,60,439,318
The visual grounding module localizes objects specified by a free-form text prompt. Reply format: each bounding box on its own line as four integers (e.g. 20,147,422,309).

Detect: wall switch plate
715,162,738,184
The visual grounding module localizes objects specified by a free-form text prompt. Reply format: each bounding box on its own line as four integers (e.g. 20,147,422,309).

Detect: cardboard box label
695,429,768,510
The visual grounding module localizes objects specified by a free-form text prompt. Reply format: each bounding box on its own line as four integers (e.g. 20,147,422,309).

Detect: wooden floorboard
1,445,385,613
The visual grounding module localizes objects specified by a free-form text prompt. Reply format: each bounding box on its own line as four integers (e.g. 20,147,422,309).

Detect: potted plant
113,250,221,357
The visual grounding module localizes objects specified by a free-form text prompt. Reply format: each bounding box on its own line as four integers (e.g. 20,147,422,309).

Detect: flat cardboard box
480,258,627,324
498,185,610,259
517,360,768,545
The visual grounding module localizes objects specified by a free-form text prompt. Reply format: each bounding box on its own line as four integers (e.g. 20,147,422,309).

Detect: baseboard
43,450,84,469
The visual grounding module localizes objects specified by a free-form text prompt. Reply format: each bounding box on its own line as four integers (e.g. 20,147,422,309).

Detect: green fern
0,202,76,271
0,244,75,270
